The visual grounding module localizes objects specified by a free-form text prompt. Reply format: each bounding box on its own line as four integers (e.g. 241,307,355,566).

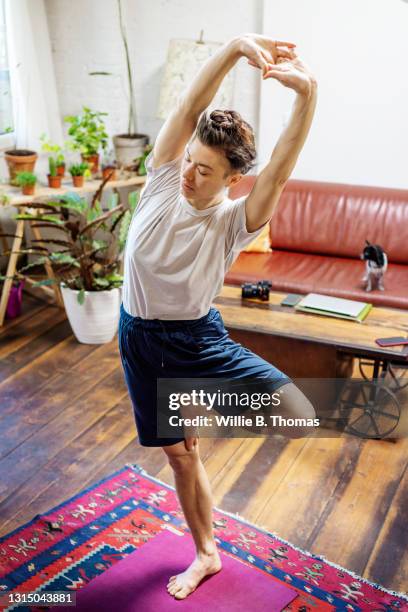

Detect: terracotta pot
72,175,85,188
81,153,99,174
5,150,38,185
57,164,65,177
48,175,62,188
102,167,117,181
22,184,35,196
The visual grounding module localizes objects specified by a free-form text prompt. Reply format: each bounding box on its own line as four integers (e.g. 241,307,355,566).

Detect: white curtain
4,0,63,150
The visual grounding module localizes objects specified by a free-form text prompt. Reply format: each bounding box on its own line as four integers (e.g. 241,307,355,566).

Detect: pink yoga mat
60,529,298,611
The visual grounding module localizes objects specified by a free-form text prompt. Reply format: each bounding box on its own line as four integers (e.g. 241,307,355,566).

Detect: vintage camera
241,280,272,301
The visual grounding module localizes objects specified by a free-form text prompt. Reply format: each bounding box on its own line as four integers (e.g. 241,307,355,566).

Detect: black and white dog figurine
360,240,387,292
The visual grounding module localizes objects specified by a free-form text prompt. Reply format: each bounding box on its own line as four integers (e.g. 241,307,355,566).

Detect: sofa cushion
242,224,272,253
225,251,408,309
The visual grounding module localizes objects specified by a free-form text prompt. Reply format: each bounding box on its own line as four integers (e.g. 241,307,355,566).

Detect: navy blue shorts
118,303,293,447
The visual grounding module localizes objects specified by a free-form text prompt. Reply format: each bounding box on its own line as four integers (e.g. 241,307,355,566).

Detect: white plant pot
113,133,149,166
61,284,122,344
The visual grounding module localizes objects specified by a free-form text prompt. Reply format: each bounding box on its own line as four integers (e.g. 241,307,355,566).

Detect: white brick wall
45,0,262,151
1,1,262,270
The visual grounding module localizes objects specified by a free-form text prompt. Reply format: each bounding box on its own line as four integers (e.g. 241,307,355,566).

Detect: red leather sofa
226,176,408,310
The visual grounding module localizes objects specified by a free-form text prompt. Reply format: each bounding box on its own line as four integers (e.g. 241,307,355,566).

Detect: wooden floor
0,294,407,595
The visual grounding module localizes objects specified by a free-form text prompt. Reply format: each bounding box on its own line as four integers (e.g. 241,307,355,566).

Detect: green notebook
294,293,373,323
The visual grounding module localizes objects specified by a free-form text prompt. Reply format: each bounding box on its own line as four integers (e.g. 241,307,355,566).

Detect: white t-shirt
122,151,267,320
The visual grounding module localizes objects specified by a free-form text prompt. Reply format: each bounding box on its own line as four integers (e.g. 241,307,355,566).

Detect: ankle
196,541,219,558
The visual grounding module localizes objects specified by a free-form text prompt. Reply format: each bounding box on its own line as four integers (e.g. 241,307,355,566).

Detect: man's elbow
263,165,291,190
276,175,289,188
274,162,294,187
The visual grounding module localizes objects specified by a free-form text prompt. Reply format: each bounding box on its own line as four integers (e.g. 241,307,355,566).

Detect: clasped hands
236,33,317,96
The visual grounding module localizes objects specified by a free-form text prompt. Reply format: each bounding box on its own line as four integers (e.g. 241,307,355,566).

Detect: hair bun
209,110,235,130
196,108,256,175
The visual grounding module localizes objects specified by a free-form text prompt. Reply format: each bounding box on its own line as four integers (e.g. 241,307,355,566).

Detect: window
0,0,13,136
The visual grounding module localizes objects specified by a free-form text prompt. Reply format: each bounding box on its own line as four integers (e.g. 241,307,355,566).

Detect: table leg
0,220,9,254
0,218,25,327
29,217,64,308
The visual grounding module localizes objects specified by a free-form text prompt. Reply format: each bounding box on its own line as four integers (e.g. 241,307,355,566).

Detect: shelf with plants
0,172,146,207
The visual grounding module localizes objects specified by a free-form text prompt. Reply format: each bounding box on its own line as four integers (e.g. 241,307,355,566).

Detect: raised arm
245,51,318,232
152,40,239,169
152,34,296,169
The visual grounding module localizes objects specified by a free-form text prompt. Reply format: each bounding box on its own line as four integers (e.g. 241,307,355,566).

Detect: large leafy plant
64,106,109,157
0,177,139,304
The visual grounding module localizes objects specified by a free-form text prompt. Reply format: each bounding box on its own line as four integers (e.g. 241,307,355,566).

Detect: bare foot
167,549,222,599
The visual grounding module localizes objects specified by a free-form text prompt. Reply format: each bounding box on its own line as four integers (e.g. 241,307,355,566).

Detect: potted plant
48,157,62,188
40,134,66,176
136,144,153,176
124,143,153,175
0,178,140,344
15,171,37,195
90,0,148,166
101,150,118,181
69,162,91,188
102,163,118,181
64,106,109,174
4,149,38,185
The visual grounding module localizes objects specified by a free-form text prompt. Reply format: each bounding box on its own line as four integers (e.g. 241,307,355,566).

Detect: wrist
297,78,318,99
226,37,243,59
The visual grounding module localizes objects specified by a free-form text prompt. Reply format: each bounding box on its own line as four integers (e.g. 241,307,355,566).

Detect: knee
164,445,199,475
277,383,316,420
271,383,317,438
300,395,317,422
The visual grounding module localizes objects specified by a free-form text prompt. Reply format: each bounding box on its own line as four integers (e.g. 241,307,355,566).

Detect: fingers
247,48,296,72
248,60,287,80
260,48,274,64
275,40,296,48
263,72,282,82
263,62,287,77
263,63,290,81
255,52,269,76
276,46,297,60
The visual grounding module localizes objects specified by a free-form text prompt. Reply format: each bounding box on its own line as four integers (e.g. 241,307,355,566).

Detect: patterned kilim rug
0,464,407,612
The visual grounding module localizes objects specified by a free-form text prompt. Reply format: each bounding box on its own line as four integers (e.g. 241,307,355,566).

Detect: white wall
45,0,263,153
260,0,408,188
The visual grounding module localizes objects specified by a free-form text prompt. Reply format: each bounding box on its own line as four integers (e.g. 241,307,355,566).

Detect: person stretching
119,33,318,600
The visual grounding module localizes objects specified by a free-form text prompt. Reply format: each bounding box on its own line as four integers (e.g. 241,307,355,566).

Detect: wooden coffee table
213,285,408,438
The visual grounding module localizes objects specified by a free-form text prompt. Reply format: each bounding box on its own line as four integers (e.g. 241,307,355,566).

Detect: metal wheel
387,364,408,393
358,358,374,381
337,379,401,439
